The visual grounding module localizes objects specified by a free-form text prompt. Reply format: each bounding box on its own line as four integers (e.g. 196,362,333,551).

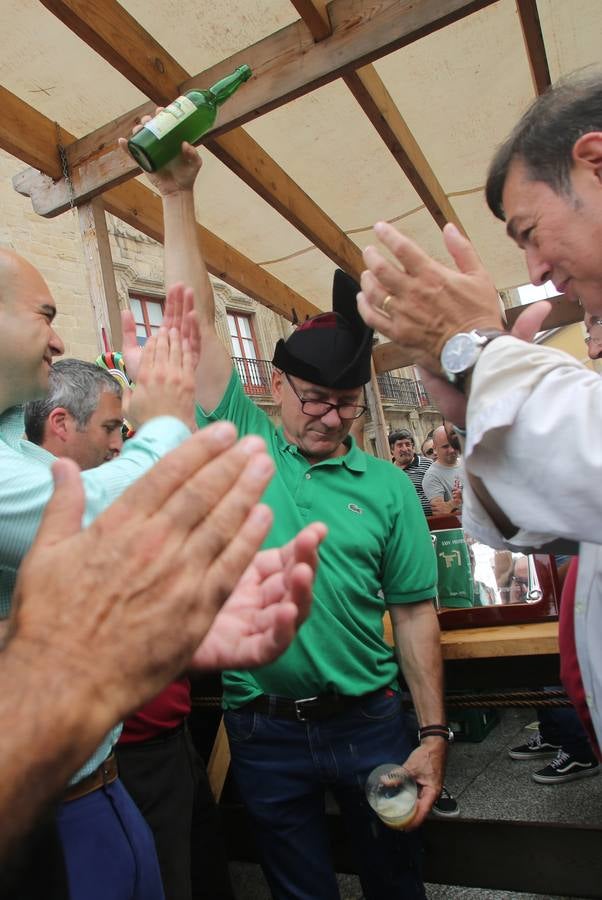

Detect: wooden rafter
5,89,317,323
372,294,582,374
290,0,331,41
24,0,496,217
516,0,551,96
38,0,363,276
293,0,464,232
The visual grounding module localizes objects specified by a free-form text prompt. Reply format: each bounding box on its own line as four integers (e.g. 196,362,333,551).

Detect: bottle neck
210,65,252,106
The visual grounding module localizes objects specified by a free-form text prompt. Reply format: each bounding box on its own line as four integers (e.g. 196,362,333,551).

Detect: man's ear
573,133,602,183
46,407,70,443
271,368,284,405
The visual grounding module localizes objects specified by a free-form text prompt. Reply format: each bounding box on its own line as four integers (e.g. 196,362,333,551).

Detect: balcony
232,357,273,395
232,357,437,410
376,373,437,411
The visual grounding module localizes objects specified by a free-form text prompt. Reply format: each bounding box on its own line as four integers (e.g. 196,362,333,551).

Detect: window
129,294,164,346
227,312,264,391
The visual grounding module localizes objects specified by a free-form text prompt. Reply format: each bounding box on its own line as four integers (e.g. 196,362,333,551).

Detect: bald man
421,425,463,516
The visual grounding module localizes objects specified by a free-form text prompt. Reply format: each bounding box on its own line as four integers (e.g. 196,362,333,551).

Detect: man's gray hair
25,358,122,445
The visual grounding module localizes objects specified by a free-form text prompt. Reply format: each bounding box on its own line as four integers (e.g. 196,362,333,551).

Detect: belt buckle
294,695,319,722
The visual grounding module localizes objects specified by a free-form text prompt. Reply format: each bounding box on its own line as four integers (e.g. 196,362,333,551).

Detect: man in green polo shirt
141,141,447,900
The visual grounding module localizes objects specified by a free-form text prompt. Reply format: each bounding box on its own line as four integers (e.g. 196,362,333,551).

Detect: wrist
418,724,454,743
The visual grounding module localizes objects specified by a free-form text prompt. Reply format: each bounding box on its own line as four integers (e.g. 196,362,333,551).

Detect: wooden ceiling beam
372,293,582,373
32,0,364,277
0,85,64,179
291,0,464,232
290,0,332,41
7,89,316,322
26,0,496,215
38,0,189,102
516,0,551,96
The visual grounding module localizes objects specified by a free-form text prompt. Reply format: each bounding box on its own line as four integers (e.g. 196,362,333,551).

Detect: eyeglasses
424,448,435,457
284,373,367,420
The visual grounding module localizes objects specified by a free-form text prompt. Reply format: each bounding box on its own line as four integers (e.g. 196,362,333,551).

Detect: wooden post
78,199,122,352
365,360,390,460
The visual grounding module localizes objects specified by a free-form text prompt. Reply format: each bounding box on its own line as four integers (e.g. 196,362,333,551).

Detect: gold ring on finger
381,294,394,316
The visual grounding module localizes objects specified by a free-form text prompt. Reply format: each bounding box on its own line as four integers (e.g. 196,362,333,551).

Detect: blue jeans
56,778,165,900
225,689,425,900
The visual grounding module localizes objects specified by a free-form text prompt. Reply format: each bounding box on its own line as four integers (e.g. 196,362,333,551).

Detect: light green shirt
0,405,191,783
196,371,437,709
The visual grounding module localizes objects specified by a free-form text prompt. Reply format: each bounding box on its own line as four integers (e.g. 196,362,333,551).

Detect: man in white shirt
356,67,602,749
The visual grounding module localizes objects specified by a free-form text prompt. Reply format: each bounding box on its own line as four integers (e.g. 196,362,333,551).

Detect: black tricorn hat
272,269,373,388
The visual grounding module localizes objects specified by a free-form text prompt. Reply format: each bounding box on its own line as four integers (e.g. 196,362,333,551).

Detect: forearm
0,638,114,859
162,190,232,409
391,601,445,726
162,190,215,326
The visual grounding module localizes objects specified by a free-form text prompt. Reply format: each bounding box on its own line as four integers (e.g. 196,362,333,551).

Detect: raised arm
121,133,233,411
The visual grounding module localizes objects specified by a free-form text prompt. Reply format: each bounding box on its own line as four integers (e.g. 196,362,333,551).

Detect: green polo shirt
196,371,437,708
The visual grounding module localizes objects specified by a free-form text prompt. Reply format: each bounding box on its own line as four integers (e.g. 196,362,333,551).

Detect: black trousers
116,723,235,900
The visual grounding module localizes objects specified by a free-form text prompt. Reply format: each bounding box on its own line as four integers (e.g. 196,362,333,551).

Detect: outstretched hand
191,522,327,670
121,282,200,384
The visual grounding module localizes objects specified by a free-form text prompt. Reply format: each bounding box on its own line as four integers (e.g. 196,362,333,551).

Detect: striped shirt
0,406,190,784
397,454,432,516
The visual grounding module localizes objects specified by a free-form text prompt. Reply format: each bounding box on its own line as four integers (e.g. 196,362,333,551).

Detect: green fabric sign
432,528,474,608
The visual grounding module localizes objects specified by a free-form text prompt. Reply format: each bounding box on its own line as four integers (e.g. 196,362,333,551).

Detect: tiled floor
228,708,602,899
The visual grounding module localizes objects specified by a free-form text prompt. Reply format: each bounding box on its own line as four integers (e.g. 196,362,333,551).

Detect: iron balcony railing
231,357,436,409
232,357,273,395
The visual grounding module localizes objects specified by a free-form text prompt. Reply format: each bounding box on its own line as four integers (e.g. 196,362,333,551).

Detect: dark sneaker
532,749,600,784
431,786,459,817
508,731,560,760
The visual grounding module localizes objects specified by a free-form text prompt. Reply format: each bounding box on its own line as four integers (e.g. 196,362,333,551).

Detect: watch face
441,333,479,375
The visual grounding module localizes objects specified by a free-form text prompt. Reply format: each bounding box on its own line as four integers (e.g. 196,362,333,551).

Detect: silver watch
441,329,505,390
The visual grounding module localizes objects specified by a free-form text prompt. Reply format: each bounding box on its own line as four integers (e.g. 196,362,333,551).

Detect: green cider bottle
128,64,252,172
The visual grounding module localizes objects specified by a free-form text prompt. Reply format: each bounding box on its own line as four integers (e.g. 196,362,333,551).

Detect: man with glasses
140,141,446,900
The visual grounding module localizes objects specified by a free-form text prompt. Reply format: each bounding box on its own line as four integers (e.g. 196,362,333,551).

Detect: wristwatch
440,329,505,392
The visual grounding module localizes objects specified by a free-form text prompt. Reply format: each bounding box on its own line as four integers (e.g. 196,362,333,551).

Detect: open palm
191,523,326,671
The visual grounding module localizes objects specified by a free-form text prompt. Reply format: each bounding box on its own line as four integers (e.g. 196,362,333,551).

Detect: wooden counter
383,616,558,659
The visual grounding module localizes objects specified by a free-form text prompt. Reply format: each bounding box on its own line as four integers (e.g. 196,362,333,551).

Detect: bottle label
144,96,196,140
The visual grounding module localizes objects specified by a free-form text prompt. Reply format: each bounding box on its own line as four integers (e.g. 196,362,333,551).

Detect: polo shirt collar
276,429,366,472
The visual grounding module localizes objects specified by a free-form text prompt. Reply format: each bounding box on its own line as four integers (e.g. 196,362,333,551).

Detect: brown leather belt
63,753,118,803
244,691,382,723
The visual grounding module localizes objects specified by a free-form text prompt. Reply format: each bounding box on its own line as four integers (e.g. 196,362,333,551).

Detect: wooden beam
516,0,551,96
290,0,332,40
32,0,364,278
292,1,464,232
78,199,123,351
0,85,64,179
38,0,189,103
33,0,496,211
372,294,583,373
343,67,464,231
7,89,316,323
206,131,363,277
365,361,390,460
